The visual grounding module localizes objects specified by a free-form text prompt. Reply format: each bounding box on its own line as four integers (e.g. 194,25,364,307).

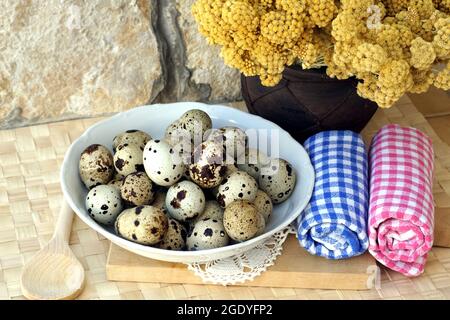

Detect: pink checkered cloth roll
368,124,434,277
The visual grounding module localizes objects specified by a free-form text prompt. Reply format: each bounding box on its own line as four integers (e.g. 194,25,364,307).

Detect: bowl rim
60,102,314,258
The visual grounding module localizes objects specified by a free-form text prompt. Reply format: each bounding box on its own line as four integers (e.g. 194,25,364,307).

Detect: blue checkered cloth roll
297,131,369,259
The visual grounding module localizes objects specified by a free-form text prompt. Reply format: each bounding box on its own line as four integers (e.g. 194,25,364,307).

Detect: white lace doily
185,225,296,286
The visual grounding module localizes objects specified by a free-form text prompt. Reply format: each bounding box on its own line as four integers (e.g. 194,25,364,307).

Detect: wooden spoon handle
53,201,74,242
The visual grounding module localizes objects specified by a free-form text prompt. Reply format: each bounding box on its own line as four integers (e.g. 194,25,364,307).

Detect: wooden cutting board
106,235,378,290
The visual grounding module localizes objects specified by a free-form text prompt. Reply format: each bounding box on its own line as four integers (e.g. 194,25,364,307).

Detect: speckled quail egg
180,109,212,131
259,158,296,204
189,140,227,188
120,172,155,206
165,180,205,221
112,130,151,152
255,213,266,236
115,205,168,245
207,126,247,158
79,144,114,189
210,163,239,197
143,139,185,187
216,171,258,208
151,189,168,214
165,109,212,147
85,185,123,225
158,218,187,250
192,200,224,224
237,148,270,180
113,143,145,176
187,218,229,250
253,190,273,223
224,162,239,175
113,172,125,180
164,121,183,145
223,200,260,242
107,177,124,192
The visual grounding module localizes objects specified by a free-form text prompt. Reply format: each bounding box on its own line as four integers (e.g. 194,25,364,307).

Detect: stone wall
0,0,241,129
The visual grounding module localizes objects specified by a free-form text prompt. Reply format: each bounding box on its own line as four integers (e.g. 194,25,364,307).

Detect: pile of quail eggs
79,109,297,251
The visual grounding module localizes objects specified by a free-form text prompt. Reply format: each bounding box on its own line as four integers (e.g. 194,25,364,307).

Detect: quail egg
259,158,296,204
143,139,185,187
255,213,266,236
85,185,123,225
210,163,239,197
223,200,261,242
179,109,212,135
189,140,227,188
107,176,124,192
113,130,151,152
216,171,258,208
158,218,187,250
115,205,168,245
237,148,270,180
165,109,212,147
151,189,168,214
165,180,205,221
192,200,224,224
253,190,273,223
207,126,247,158
113,143,145,176
120,172,154,206
79,144,114,189
223,162,239,175
187,218,229,250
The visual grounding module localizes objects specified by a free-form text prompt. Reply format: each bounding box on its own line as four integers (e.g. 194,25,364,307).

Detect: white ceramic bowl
61,102,314,263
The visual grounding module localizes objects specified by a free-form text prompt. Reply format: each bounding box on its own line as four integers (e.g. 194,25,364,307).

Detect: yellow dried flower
353,43,388,73
192,0,449,107
410,69,435,93
221,1,259,32
374,85,405,108
434,62,450,89
357,74,379,101
396,8,421,33
326,60,354,79
382,0,409,16
410,37,436,70
332,41,360,73
192,0,231,46
260,72,283,86
307,0,338,27
331,12,366,42
375,24,413,59
275,0,305,13
436,0,450,13
433,18,450,58
258,0,275,10
419,10,444,41
253,36,287,75
297,39,323,68
260,10,304,45
378,59,413,89
340,0,374,15
409,0,436,19
221,46,259,76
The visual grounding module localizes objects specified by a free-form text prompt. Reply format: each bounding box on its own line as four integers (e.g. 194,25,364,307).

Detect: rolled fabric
297,131,369,259
368,124,434,277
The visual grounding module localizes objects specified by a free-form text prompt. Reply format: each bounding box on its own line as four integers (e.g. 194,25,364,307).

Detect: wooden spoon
21,201,85,300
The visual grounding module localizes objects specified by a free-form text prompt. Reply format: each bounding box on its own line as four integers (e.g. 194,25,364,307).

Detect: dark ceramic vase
241,66,378,142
